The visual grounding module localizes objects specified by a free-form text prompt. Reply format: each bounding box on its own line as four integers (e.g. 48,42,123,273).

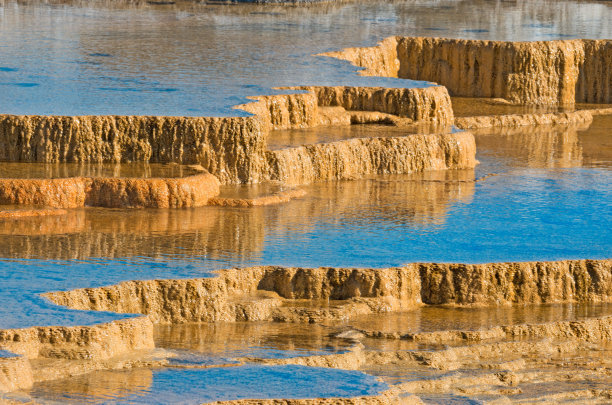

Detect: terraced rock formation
325,36,612,105
0,172,220,208
1,260,610,401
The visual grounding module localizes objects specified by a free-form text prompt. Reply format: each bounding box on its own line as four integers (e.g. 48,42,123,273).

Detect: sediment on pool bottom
0,172,220,208
325,36,612,105
42,260,612,324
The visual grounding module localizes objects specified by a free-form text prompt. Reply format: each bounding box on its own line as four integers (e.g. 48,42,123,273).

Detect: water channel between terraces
0,0,611,404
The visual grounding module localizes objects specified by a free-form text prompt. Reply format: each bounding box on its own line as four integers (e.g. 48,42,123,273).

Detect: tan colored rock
321,36,400,78
0,115,267,184
0,172,220,208
0,317,154,360
266,132,476,185
208,188,306,207
455,110,593,129
327,36,612,105
235,93,319,131
43,260,611,325
295,85,454,126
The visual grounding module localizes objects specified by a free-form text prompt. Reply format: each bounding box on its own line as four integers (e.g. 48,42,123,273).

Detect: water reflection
1,0,611,116
346,303,612,335
0,170,474,260
28,365,387,404
474,115,612,171
155,322,351,361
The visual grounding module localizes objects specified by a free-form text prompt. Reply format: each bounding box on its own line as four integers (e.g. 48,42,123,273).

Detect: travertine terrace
1,260,611,402
0,27,611,403
325,37,612,105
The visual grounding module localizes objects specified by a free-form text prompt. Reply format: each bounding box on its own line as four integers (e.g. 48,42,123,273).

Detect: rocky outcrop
326,36,612,105
418,260,612,306
235,93,319,131
266,132,476,185
321,36,400,78
0,115,267,184
455,110,593,129
295,85,454,125
43,266,423,324
0,317,154,360
43,260,612,324
0,172,220,208
0,85,461,186
577,40,612,103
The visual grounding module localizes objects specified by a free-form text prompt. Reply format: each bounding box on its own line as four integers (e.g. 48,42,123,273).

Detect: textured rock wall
396,37,584,105
0,115,267,184
235,93,319,131
44,260,612,324
44,266,423,324
418,260,612,305
577,40,612,103
0,317,154,360
0,173,220,208
321,36,400,78
328,36,612,105
455,110,593,129
266,132,476,185
297,85,454,125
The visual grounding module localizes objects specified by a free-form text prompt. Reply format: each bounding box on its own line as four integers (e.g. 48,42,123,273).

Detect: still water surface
1,0,612,116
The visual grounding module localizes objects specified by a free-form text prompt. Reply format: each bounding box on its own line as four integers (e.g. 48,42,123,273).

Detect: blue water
1,135,610,329
1,0,611,116
28,365,387,403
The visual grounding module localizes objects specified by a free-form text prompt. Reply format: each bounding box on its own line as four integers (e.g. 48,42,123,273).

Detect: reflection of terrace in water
0,170,474,260
475,115,612,169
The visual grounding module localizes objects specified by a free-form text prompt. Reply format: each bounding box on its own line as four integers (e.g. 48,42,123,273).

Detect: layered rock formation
455,110,593,129
266,132,475,185
43,260,612,324
325,36,612,105
0,115,267,184
0,84,464,187
0,172,220,208
292,85,454,125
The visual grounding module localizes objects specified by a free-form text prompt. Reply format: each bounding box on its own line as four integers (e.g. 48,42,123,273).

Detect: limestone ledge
43,260,611,325
0,316,154,392
455,110,594,130
324,36,612,105
0,85,459,186
208,188,307,207
266,132,476,185
0,115,267,185
0,172,220,209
